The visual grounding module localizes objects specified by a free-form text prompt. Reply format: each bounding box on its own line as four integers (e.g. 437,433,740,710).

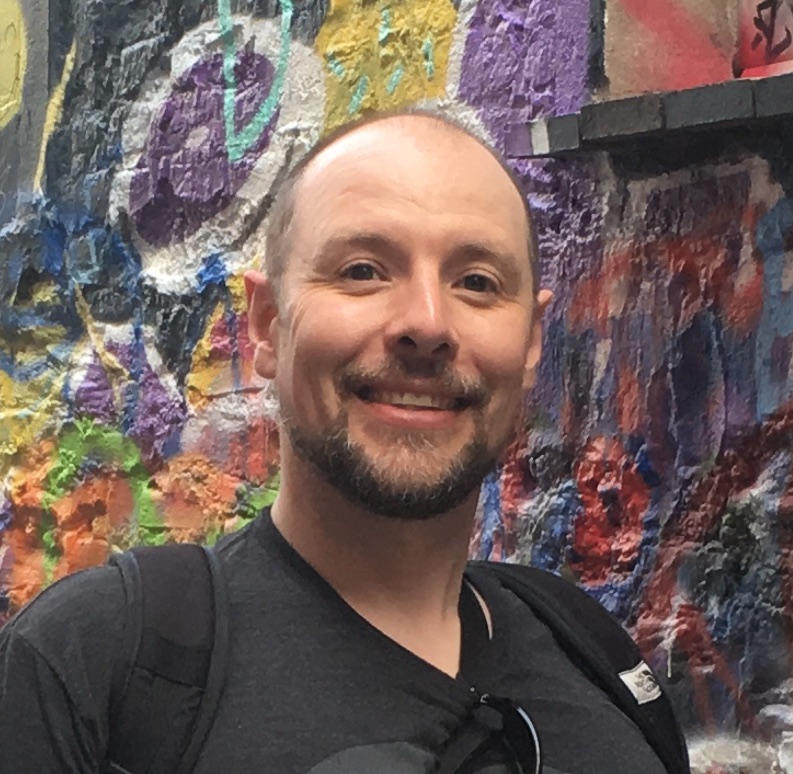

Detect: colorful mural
2,0,793,770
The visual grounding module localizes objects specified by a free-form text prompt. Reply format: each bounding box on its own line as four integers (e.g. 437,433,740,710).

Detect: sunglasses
450,692,542,774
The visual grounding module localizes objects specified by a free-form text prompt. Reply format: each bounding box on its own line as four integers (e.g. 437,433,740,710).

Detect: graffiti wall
737,0,793,76
2,0,792,769
602,0,737,97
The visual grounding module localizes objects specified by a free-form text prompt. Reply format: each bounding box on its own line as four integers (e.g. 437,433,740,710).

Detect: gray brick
547,114,580,152
579,93,663,141
754,73,793,118
664,80,754,130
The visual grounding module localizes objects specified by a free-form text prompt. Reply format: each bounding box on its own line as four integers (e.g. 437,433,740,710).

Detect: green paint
422,35,435,79
40,510,59,583
386,63,404,95
219,0,293,162
348,75,370,115
327,53,346,79
234,474,280,528
42,418,163,562
379,8,392,44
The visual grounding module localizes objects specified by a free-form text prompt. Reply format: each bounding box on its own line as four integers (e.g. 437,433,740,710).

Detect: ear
244,270,279,380
523,288,553,390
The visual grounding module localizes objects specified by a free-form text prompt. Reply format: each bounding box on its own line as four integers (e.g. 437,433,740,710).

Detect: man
0,111,687,773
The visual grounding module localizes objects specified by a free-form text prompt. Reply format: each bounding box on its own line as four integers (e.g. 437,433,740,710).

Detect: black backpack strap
105,543,229,774
469,562,690,774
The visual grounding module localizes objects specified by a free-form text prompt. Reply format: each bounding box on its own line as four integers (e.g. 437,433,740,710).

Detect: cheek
471,322,532,390
278,297,382,413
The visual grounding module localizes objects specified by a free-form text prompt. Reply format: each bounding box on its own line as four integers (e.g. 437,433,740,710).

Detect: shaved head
263,109,539,303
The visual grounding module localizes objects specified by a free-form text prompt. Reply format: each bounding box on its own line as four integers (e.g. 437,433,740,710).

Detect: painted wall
738,0,793,76
2,0,793,769
602,0,737,97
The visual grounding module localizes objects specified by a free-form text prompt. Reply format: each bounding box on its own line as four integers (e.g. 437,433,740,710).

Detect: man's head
245,110,551,520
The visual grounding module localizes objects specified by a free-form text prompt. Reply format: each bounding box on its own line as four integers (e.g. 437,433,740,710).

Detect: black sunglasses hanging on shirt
437,690,542,774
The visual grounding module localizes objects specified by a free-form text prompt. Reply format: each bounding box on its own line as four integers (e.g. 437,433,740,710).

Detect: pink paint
616,0,732,91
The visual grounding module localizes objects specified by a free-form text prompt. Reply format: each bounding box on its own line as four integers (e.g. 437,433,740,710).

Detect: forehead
290,119,530,256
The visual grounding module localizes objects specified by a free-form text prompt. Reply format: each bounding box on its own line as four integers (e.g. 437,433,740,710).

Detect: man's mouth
354,385,470,411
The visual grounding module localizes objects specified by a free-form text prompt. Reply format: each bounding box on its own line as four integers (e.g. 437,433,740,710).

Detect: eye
461,273,498,293
341,262,379,281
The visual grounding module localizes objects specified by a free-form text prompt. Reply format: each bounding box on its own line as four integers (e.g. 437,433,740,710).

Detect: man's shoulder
3,562,125,653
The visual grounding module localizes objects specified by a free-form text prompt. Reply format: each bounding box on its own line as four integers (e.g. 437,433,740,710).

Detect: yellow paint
316,0,457,131
186,303,228,408
33,38,76,193
0,371,67,477
226,274,248,312
0,0,26,130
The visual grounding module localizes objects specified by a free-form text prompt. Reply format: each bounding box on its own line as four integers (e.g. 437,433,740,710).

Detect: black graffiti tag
752,0,793,60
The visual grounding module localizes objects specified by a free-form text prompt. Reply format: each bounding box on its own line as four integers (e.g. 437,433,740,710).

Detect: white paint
109,16,326,295
529,119,550,157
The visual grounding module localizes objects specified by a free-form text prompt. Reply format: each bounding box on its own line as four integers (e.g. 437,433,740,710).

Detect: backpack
103,544,690,774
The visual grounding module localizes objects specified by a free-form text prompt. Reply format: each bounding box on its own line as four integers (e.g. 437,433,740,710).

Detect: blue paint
224,294,243,391
754,198,793,419
197,253,229,291
219,0,293,162
422,36,435,79
379,8,392,43
348,75,370,115
386,64,404,95
326,53,346,79
478,469,503,560
530,479,579,573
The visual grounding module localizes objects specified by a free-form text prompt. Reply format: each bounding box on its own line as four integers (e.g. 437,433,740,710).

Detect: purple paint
108,343,187,465
458,0,590,150
72,354,118,423
129,49,280,247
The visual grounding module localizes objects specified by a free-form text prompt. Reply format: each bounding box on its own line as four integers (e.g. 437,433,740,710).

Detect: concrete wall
1,0,793,769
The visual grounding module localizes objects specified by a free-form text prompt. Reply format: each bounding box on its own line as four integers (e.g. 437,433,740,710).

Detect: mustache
338,361,489,409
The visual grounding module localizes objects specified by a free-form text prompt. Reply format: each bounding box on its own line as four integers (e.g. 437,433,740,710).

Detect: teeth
377,392,455,410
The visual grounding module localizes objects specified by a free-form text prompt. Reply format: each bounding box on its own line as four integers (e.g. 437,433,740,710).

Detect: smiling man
0,111,689,774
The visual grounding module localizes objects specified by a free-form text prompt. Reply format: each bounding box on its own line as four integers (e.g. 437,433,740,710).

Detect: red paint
616,365,641,435
571,436,650,584
209,310,254,361
617,0,732,91
226,417,280,482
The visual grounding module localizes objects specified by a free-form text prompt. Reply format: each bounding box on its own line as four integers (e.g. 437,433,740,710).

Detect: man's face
250,119,545,519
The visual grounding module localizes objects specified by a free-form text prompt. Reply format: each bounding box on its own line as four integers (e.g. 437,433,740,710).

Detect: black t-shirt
0,512,668,773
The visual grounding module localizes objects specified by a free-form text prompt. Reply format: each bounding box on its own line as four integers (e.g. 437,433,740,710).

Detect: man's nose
385,276,459,361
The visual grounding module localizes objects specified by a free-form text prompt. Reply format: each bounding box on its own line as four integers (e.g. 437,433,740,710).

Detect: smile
354,386,470,411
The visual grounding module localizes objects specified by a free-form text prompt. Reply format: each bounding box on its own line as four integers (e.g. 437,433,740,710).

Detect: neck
271,443,480,675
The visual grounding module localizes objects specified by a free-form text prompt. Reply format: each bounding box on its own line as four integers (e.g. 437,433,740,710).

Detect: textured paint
0,0,26,129
33,40,77,193
129,48,280,247
3,0,793,769
738,0,793,76
602,0,736,97
219,0,292,161
316,0,457,130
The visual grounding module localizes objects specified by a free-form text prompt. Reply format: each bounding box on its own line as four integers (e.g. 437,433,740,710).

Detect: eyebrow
314,232,408,267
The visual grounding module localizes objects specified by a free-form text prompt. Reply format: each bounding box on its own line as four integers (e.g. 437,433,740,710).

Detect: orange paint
48,474,136,579
153,453,242,540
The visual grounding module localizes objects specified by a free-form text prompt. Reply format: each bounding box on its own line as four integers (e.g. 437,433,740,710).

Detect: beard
285,416,500,520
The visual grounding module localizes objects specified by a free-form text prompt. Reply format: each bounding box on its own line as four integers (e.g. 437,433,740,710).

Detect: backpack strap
468,562,690,774
105,543,229,774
